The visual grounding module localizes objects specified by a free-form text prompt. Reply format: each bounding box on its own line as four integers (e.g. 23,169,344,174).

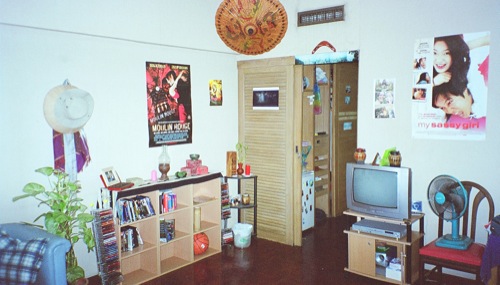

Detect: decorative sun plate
215,0,288,55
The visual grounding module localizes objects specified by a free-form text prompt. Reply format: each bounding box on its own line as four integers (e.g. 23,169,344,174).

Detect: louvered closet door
237,57,302,246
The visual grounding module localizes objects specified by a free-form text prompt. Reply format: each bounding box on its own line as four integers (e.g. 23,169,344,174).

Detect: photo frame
101,167,120,187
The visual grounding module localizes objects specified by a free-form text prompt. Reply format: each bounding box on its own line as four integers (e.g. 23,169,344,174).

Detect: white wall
0,1,239,277
357,0,499,235
355,0,500,278
1,0,499,279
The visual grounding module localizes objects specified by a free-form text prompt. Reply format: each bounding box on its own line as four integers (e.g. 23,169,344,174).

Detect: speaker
375,252,390,267
375,245,396,267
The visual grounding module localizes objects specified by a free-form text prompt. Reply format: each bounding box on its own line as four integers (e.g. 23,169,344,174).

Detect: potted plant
235,142,248,175
12,166,95,284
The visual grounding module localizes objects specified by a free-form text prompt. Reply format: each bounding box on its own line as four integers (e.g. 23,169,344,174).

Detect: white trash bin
232,223,253,248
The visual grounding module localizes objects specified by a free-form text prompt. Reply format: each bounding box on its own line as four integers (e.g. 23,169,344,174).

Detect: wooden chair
419,181,495,284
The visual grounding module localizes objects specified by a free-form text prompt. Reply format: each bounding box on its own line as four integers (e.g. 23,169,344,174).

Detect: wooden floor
89,215,479,285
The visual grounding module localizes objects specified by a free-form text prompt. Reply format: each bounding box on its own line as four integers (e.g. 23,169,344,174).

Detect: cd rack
91,208,124,285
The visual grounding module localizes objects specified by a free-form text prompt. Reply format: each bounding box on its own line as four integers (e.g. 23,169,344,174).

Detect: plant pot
72,277,89,285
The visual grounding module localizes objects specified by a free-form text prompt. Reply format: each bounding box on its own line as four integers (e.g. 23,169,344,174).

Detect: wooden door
237,57,303,246
331,62,358,217
348,234,376,276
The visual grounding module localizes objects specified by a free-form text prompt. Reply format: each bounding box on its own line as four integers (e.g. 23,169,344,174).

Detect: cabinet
224,175,257,235
103,173,222,285
344,210,424,285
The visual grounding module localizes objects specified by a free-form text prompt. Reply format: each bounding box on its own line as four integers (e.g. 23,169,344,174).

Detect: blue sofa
0,223,71,285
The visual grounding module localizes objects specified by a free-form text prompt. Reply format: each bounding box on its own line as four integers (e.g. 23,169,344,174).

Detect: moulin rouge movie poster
146,62,192,147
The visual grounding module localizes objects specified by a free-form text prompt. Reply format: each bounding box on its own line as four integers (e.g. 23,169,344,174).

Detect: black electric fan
427,175,472,250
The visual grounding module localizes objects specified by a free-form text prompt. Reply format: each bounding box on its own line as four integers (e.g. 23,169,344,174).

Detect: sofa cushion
0,230,48,285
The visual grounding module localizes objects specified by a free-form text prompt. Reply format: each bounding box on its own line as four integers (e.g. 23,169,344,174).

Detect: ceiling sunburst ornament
215,0,288,55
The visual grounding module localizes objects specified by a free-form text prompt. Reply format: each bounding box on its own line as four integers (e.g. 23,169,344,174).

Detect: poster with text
374,79,396,119
412,31,489,140
146,62,192,147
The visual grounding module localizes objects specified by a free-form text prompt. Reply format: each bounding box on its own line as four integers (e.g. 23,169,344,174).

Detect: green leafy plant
12,166,95,284
235,142,248,164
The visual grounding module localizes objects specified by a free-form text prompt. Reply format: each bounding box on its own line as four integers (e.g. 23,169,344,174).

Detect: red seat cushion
419,239,485,267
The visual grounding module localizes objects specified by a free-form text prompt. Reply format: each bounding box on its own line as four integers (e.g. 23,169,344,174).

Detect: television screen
346,163,411,220
353,168,398,208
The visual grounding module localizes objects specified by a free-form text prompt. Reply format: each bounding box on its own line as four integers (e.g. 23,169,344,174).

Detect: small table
224,175,257,235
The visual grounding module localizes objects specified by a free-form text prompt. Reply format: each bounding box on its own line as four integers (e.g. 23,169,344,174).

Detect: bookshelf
102,173,222,285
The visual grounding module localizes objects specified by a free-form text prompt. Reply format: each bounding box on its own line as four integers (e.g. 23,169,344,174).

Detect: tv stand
343,210,424,284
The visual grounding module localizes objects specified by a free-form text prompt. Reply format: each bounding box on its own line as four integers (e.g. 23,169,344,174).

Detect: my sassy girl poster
411,31,489,140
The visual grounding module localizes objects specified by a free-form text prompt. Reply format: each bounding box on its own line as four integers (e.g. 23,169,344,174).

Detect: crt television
346,162,412,220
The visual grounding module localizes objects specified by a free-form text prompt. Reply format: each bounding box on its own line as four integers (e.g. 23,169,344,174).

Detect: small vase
354,148,366,164
389,151,401,167
236,163,244,175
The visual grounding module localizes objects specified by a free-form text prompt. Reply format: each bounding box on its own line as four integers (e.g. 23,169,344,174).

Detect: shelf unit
103,173,222,285
221,181,233,245
91,208,123,285
313,133,330,215
224,175,257,235
343,210,424,285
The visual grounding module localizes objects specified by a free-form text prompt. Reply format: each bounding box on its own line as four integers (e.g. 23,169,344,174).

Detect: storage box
186,159,202,168
386,258,402,281
385,266,401,281
196,165,209,175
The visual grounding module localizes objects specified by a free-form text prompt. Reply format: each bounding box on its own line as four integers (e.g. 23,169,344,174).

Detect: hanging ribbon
53,129,91,180
313,82,322,115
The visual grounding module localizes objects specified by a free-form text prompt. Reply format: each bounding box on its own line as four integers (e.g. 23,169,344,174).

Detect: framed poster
146,62,192,147
252,87,279,110
209,79,222,106
411,31,489,140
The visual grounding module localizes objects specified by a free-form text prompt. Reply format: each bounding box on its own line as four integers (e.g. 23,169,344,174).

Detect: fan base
435,234,472,250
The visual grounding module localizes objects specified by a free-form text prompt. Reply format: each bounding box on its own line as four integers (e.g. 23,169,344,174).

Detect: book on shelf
160,190,177,213
120,225,142,252
117,195,155,224
159,218,175,243
166,219,175,241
